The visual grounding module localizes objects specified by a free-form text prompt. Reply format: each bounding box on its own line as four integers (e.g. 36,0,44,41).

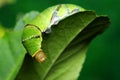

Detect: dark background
0,0,119,80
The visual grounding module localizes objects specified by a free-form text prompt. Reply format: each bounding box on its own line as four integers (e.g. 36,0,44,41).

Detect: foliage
0,10,110,80
0,0,113,80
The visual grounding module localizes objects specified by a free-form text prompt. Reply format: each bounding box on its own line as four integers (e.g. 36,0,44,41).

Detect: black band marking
56,4,62,11
22,35,41,43
25,24,42,32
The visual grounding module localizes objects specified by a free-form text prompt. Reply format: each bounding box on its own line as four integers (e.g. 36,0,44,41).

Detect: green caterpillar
22,4,85,62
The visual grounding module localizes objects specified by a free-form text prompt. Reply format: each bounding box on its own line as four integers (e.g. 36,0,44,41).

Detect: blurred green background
0,0,119,80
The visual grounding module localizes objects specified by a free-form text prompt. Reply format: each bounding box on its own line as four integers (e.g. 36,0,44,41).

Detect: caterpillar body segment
22,4,84,62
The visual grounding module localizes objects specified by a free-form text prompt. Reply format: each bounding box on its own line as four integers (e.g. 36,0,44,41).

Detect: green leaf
15,11,110,80
0,11,39,80
0,31,26,80
0,10,110,80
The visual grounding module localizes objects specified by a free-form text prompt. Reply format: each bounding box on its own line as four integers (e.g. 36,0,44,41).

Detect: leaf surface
0,31,26,80
0,10,110,80
15,11,110,80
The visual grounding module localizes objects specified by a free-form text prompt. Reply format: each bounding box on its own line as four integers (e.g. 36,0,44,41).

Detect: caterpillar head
34,50,46,62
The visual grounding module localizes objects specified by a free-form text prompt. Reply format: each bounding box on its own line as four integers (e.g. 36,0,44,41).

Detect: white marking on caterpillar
45,11,60,33
45,5,61,34
71,8,80,14
45,5,80,34
64,5,71,16
60,8,80,19
51,11,60,25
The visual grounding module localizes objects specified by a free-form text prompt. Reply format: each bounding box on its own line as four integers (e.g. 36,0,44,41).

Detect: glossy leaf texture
14,11,110,80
